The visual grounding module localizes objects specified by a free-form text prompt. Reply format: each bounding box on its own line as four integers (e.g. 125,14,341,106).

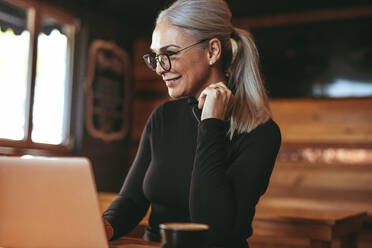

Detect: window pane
31,17,71,145
0,1,29,141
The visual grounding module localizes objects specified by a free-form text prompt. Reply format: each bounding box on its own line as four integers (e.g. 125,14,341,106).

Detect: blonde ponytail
227,27,271,139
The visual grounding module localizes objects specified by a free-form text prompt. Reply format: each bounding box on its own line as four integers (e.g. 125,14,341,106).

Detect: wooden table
109,237,160,248
99,193,368,248
252,207,367,248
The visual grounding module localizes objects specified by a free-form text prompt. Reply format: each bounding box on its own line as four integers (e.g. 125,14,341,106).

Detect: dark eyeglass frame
143,38,210,73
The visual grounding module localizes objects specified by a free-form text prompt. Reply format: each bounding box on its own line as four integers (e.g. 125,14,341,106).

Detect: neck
194,68,227,100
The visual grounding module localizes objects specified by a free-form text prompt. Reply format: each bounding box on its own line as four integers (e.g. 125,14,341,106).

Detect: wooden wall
76,12,134,193
271,98,372,145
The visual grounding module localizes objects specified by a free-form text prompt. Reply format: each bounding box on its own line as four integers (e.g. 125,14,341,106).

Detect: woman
103,0,281,247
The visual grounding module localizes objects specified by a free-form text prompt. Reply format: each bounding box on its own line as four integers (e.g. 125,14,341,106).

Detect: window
0,0,78,152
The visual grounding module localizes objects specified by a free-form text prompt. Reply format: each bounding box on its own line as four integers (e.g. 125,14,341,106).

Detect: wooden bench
249,160,372,248
253,207,366,248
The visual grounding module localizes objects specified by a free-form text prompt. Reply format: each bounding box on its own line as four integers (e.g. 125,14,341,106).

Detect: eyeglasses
143,39,209,73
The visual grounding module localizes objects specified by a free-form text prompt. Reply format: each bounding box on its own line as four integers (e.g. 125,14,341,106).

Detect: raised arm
189,118,281,246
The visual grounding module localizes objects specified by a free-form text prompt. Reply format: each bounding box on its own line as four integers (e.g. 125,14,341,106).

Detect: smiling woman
149,22,215,99
102,1,281,247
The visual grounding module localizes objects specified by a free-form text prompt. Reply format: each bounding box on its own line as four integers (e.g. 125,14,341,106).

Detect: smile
165,76,182,87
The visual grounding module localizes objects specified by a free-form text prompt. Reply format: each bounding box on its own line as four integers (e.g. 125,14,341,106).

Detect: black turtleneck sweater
103,97,281,248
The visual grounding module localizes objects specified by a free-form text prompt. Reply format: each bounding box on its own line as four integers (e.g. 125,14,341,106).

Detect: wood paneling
270,98,372,144
258,160,372,241
264,161,372,203
233,5,372,28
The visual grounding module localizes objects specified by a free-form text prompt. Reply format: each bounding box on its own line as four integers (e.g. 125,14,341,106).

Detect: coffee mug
159,222,209,248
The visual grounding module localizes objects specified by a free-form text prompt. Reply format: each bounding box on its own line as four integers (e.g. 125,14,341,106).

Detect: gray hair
157,0,272,139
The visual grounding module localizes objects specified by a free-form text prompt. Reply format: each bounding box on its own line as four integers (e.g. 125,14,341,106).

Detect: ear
206,38,222,65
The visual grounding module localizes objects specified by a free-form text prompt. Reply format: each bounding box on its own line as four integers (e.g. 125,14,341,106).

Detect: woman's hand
198,82,234,121
103,218,114,240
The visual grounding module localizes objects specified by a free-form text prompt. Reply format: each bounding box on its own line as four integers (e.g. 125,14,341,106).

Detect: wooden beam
25,6,41,145
233,5,372,29
3,0,79,27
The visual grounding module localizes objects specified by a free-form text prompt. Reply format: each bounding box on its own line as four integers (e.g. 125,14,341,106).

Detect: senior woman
103,0,281,247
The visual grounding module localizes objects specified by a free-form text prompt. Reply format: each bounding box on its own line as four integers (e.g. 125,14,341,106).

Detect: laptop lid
0,155,109,248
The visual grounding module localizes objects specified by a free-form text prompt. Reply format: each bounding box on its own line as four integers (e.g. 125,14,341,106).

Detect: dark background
252,16,372,98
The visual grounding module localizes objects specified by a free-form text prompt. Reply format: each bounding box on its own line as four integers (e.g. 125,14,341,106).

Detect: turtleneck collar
186,96,231,124
187,96,198,106
185,97,201,123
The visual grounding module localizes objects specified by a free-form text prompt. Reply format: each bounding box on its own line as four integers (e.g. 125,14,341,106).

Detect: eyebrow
150,44,181,53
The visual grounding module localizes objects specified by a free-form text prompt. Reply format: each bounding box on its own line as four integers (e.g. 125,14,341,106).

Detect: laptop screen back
0,156,108,248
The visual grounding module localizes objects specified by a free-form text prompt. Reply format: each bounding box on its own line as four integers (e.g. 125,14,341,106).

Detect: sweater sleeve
189,118,281,246
102,118,152,240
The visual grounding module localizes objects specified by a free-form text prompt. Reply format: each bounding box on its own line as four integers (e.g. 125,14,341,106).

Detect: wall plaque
85,40,131,142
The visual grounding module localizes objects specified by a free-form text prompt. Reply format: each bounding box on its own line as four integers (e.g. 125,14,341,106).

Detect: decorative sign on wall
85,40,131,142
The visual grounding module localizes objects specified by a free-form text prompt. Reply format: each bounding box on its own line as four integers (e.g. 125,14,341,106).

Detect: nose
155,61,166,75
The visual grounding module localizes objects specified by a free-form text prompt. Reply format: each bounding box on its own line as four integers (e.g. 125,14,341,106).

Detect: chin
168,88,184,99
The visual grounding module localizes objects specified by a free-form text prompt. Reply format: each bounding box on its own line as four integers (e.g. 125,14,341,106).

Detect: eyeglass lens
144,55,155,70
143,54,170,72
158,55,170,71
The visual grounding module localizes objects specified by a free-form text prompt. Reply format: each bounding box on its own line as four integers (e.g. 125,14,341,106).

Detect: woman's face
151,21,211,98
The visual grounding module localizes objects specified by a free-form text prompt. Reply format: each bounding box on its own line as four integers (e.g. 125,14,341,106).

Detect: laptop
0,155,109,248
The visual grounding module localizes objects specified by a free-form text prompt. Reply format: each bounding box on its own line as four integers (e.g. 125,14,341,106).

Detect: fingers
198,91,207,110
214,82,229,90
198,82,232,109
206,82,233,107
198,85,218,110
197,82,234,119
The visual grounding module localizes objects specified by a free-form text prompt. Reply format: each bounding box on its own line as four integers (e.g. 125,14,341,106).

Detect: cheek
188,61,209,84
177,55,208,80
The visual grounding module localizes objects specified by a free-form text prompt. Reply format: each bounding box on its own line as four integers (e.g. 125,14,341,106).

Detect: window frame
0,0,79,154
